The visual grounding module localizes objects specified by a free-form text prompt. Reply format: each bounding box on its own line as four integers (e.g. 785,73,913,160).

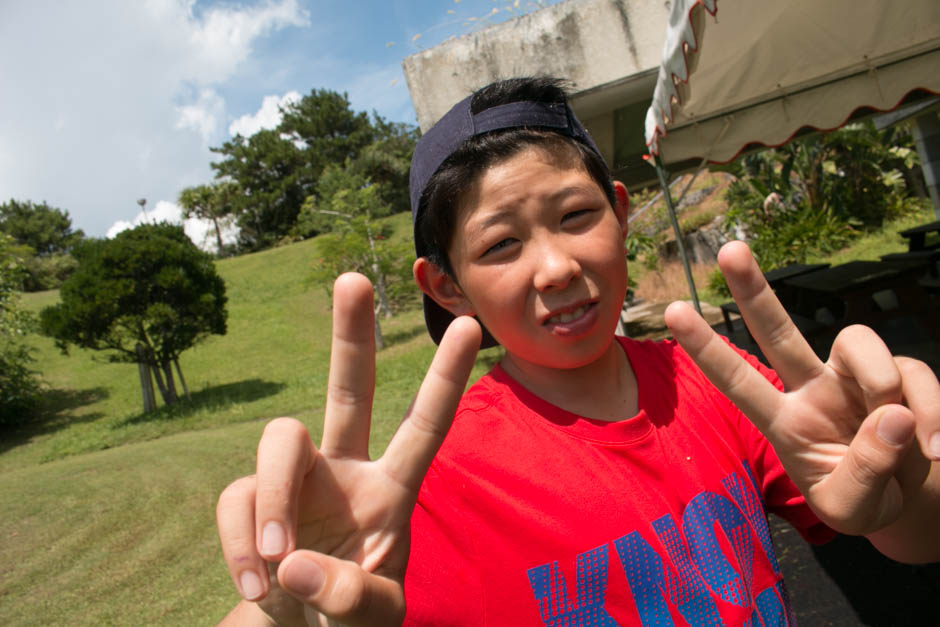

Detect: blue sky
0,0,563,245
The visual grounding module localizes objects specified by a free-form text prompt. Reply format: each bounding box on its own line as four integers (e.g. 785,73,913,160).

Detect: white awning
644,0,940,166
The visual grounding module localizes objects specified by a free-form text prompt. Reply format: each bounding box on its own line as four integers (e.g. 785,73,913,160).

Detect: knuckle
404,407,449,441
846,442,891,488
327,380,372,408
264,416,306,438
722,356,754,398
329,567,369,618
895,355,928,378
761,312,798,350
217,476,256,513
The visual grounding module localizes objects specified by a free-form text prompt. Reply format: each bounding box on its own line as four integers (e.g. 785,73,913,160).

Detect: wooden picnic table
898,219,940,251
880,248,940,278
719,263,829,337
782,260,939,336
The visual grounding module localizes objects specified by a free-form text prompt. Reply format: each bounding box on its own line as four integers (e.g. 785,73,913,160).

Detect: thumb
818,405,916,534
277,550,405,626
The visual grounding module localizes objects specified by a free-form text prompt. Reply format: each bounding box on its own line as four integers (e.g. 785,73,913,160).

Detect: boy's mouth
543,300,597,327
546,304,590,325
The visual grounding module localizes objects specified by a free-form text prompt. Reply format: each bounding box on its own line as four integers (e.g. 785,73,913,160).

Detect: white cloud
106,200,238,254
148,0,309,83
176,88,226,143
228,91,301,137
0,0,309,238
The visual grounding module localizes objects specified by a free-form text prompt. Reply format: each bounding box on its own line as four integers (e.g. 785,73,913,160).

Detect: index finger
666,300,785,436
379,315,482,491
719,241,824,388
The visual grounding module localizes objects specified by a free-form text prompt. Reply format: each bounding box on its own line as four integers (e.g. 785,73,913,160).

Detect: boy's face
442,147,628,370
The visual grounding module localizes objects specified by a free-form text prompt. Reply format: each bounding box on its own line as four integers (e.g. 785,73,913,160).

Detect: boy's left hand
665,241,940,562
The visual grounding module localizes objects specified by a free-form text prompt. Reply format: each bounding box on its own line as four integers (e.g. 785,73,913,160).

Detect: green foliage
707,266,732,300
0,233,41,428
178,181,239,256
209,88,416,252
211,129,310,251
679,210,716,234
39,224,227,405
348,115,418,215
305,170,417,321
311,221,416,313
278,88,375,174
721,121,923,269
0,199,83,291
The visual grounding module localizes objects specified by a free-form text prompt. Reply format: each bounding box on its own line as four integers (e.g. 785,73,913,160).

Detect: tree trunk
365,220,393,319
212,217,225,254
151,361,178,405
174,358,190,400
135,343,157,413
162,361,179,404
373,302,385,351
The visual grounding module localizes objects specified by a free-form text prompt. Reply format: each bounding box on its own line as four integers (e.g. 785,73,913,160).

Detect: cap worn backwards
409,92,606,347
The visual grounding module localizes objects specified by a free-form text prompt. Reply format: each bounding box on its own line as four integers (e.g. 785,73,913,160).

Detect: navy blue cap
410,94,606,347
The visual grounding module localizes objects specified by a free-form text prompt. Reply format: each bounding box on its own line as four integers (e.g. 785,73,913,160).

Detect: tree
40,223,227,409
0,199,83,256
210,129,310,250
0,233,40,429
178,181,239,255
306,164,416,350
208,88,402,250
720,121,925,269
278,88,375,176
348,115,418,215
0,199,84,291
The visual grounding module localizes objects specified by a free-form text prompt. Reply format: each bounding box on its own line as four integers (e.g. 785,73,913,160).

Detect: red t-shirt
404,337,831,626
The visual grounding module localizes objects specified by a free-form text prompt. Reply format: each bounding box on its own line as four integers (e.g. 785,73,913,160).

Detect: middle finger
321,273,376,459
720,241,824,388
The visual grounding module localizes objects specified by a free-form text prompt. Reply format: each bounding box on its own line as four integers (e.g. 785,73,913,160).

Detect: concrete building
402,0,671,190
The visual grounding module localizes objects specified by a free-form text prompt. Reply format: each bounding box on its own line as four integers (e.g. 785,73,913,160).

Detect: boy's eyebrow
480,184,601,220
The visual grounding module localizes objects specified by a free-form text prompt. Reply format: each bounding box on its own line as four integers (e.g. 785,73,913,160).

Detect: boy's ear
413,257,475,317
613,180,629,239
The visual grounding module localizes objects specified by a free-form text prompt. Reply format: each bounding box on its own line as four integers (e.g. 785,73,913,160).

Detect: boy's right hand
216,273,481,626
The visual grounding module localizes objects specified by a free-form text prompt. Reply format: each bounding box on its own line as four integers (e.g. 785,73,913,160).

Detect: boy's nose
532,240,581,292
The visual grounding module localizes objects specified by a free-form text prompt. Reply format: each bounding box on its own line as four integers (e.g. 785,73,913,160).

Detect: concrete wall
402,0,671,133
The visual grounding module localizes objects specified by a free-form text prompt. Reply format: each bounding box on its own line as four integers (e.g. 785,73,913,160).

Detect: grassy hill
7,212,501,471
1,212,501,625
2,204,935,624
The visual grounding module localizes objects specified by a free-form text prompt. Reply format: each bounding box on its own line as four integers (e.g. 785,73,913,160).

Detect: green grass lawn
2,206,936,624
2,212,501,624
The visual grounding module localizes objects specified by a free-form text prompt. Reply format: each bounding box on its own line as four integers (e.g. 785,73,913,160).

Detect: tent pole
654,155,702,316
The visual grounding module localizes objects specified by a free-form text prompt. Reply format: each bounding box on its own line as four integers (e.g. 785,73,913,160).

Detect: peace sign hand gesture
665,242,940,563
216,273,481,626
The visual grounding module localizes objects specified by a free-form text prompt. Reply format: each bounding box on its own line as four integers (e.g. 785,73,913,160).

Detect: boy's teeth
550,305,587,324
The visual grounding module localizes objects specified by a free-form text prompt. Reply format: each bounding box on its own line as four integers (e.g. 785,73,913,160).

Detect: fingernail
261,521,287,556
240,570,263,600
929,432,940,460
282,557,325,598
876,410,914,446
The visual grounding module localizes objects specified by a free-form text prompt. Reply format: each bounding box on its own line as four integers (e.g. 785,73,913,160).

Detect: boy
217,78,940,626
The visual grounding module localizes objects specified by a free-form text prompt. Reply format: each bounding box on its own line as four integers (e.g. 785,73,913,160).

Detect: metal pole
654,155,702,315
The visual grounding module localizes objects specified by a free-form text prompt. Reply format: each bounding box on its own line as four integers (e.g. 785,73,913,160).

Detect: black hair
416,77,616,277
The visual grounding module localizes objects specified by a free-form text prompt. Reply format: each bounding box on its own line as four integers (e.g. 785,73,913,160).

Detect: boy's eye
483,238,516,256
562,208,595,224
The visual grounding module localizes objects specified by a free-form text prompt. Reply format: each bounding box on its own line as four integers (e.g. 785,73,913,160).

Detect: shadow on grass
382,322,428,347
0,386,109,455
117,378,287,426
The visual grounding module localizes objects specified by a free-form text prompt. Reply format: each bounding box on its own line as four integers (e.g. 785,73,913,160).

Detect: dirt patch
622,299,725,341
